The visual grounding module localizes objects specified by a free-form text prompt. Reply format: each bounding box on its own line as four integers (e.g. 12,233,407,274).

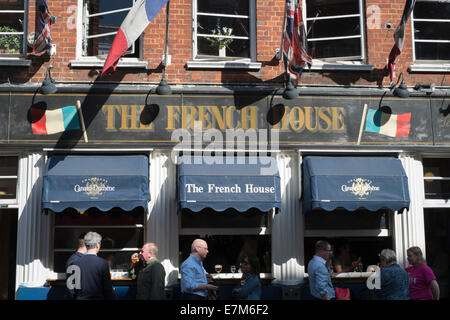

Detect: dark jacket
64,251,85,300
136,258,166,300
375,263,410,300
74,253,116,300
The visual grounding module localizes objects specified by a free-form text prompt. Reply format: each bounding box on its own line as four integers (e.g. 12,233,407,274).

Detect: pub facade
0,0,448,300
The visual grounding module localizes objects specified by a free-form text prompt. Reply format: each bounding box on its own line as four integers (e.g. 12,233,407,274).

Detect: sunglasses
240,261,250,266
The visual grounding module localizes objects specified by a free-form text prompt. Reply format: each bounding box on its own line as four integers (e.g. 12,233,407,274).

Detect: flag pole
277,0,288,60
357,104,368,145
76,100,88,143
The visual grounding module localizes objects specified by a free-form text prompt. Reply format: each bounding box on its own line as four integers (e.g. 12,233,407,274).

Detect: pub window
179,207,273,276
423,158,450,200
0,156,19,204
0,0,27,56
78,0,140,59
193,0,256,61
53,207,144,273
304,208,393,273
303,0,365,62
412,0,450,63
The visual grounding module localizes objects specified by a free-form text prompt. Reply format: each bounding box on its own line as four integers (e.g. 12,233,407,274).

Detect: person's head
191,239,209,260
314,240,333,261
84,231,102,253
379,249,397,267
77,233,87,253
407,246,425,266
141,242,158,262
336,240,350,256
241,255,260,277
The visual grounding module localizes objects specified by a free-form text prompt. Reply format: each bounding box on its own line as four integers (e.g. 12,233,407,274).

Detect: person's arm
235,276,260,299
430,280,440,300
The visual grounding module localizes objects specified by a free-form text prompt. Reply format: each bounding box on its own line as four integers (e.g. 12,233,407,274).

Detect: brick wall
3,0,449,87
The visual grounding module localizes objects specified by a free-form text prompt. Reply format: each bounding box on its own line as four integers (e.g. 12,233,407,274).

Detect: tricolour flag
365,109,411,138
101,0,169,76
282,0,312,87
31,106,81,135
387,0,416,82
33,0,53,54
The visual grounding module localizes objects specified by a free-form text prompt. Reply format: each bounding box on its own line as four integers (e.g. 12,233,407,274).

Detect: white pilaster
15,153,51,289
272,152,303,284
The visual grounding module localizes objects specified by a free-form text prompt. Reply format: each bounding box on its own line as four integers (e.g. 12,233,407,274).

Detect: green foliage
0,26,21,54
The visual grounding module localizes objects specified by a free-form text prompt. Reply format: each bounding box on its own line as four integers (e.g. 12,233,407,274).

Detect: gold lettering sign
102,104,345,133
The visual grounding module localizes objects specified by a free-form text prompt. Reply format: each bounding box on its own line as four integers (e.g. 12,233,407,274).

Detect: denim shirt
233,273,261,300
308,255,335,299
375,263,410,300
180,254,208,297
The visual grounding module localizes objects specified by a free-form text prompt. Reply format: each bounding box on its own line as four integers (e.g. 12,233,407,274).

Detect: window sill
309,60,373,71
186,60,262,70
0,57,31,67
69,58,148,69
408,63,450,73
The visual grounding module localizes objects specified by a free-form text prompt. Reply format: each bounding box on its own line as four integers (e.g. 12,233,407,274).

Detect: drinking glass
214,264,222,273
132,253,139,264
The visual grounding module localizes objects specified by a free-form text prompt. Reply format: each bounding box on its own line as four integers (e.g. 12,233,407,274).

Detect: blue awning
302,156,410,213
42,155,150,212
178,156,281,212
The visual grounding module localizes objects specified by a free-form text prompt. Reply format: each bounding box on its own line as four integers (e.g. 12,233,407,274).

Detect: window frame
0,155,20,207
70,0,147,69
302,0,371,71
411,0,450,64
178,208,275,279
0,0,31,66
187,0,261,70
423,155,450,207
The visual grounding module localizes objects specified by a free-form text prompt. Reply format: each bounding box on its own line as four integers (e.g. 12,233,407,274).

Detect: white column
15,153,51,289
147,150,179,286
272,151,303,284
396,153,426,267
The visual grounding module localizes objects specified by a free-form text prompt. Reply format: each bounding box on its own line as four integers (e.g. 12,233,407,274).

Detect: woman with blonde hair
406,246,440,300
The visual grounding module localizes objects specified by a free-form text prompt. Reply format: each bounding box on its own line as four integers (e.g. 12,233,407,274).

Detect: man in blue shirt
180,239,218,300
307,240,336,300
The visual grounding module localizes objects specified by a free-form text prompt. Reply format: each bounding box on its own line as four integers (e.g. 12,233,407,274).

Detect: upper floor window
193,0,256,61
412,0,450,63
303,0,365,62
0,0,27,56
77,0,140,60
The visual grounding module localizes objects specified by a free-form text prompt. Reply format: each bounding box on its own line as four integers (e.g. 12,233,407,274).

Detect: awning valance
42,155,150,212
177,156,281,212
302,156,410,213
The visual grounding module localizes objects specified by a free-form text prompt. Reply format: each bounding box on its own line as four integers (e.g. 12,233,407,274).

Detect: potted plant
0,26,21,55
206,19,234,57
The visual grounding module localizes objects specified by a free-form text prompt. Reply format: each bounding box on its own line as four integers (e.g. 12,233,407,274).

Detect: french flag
387,0,416,82
365,109,411,138
101,0,169,76
31,106,81,135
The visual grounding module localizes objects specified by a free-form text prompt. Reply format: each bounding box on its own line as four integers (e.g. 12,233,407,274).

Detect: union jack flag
387,0,416,82
282,0,312,87
33,0,53,54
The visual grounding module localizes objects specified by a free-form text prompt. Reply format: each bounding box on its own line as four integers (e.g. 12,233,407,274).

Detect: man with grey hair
307,240,335,300
134,242,166,300
374,248,409,300
73,231,116,300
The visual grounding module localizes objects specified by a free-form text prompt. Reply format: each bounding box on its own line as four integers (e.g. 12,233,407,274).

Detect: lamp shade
40,77,57,95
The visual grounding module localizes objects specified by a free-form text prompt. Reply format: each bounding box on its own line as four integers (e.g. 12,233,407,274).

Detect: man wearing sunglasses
307,240,336,300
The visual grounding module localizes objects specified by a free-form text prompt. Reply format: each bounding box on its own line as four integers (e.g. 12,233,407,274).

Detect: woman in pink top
405,246,440,300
